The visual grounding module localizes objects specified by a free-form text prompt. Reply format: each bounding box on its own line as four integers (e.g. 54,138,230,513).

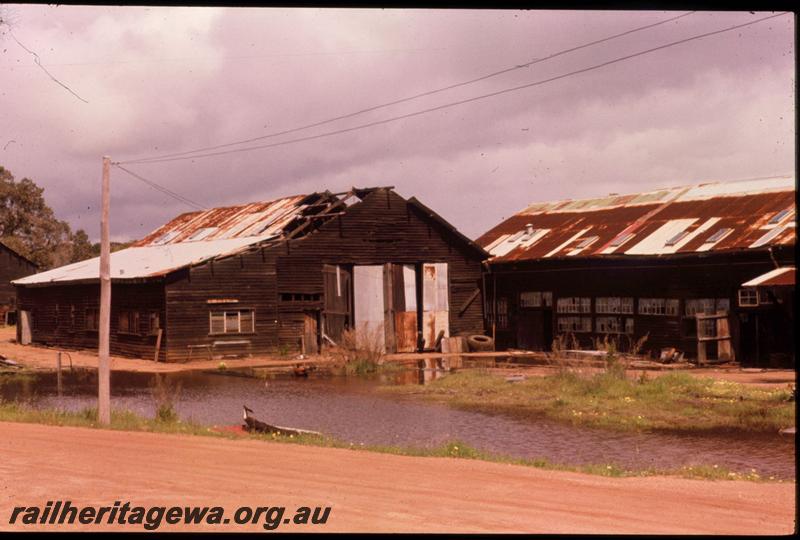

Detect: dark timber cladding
0,241,38,325
13,187,487,362
478,177,796,368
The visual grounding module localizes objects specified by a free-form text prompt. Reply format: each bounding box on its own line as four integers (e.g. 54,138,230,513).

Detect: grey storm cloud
0,6,794,242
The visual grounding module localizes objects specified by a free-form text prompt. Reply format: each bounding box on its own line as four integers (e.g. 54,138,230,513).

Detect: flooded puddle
1,368,794,480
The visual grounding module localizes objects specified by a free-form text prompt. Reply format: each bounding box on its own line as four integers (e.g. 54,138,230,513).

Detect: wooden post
491,271,497,343
383,263,396,354
153,328,163,362
56,351,62,397
98,156,111,425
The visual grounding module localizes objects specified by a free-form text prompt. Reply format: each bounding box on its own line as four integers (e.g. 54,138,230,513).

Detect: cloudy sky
0,6,794,242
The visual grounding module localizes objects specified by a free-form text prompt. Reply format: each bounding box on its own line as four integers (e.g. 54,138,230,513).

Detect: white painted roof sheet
12,235,276,285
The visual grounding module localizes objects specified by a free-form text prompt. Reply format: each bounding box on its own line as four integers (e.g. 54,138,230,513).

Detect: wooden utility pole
98,156,111,425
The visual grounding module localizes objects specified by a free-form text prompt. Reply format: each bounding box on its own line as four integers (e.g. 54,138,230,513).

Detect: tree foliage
1,165,110,269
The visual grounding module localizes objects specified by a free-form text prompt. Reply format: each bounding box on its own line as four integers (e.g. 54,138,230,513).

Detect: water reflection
0,368,794,480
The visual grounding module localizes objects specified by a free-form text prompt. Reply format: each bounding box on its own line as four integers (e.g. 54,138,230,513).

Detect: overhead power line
120,11,788,166
120,11,696,164
113,164,206,210
6,28,89,103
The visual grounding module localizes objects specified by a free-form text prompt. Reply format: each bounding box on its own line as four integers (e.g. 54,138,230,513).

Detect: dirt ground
0,326,337,373
1,326,794,387
0,422,794,534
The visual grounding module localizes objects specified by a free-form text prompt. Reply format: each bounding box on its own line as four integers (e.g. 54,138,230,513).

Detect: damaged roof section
477,176,796,262
13,188,385,286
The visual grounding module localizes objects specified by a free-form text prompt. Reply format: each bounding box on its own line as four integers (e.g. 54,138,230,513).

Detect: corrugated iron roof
11,237,274,285
14,192,330,285
742,267,795,287
133,194,313,246
478,176,796,262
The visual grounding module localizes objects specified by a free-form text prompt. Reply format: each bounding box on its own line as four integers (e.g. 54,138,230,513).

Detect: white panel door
353,265,386,352
421,262,449,348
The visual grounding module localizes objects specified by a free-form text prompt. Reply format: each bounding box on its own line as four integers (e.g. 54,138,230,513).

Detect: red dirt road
0,422,795,533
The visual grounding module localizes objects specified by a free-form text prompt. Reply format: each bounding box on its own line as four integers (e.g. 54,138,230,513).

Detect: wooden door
322,264,351,345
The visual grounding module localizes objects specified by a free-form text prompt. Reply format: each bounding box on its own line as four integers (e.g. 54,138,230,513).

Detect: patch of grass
0,401,787,482
384,369,795,434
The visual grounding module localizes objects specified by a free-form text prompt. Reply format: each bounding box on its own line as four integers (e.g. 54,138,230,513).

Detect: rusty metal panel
421,263,449,348
480,177,795,263
395,311,417,353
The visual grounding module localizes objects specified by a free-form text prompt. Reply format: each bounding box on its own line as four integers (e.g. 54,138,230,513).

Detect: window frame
556,297,591,314
117,310,141,336
738,288,759,307
209,309,256,336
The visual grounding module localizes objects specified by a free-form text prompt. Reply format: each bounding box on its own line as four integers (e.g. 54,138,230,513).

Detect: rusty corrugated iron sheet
133,194,312,246
478,177,796,263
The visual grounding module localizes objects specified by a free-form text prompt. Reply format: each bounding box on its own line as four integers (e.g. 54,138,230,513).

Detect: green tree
70,229,95,263
1,165,73,269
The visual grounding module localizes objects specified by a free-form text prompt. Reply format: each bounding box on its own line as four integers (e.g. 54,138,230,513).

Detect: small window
118,310,140,335
148,312,161,335
496,297,509,330
506,231,526,243
557,316,592,333
520,291,542,308
85,308,98,331
704,228,733,244
210,309,255,335
768,208,794,225
608,232,635,248
665,230,690,246
625,318,634,334
596,297,633,314
698,319,717,338
210,312,225,334
186,227,218,241
738,289,758,307
575,236,599,249
556,297,591,314
152,230,180,245
596,316,621,333
685,299,716,316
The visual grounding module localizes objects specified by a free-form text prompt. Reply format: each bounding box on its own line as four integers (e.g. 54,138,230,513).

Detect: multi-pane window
595,316,621,333
118,310,140,335
738,288,758,307
496,298,509,329
557,317,592,333
520,291,541,308
685,298,729,317
639,298,679,316
210,309,255,335
520,291,553,308
595,297,633,314
556,297,591,313
625,317,635,335
595,316,635,334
